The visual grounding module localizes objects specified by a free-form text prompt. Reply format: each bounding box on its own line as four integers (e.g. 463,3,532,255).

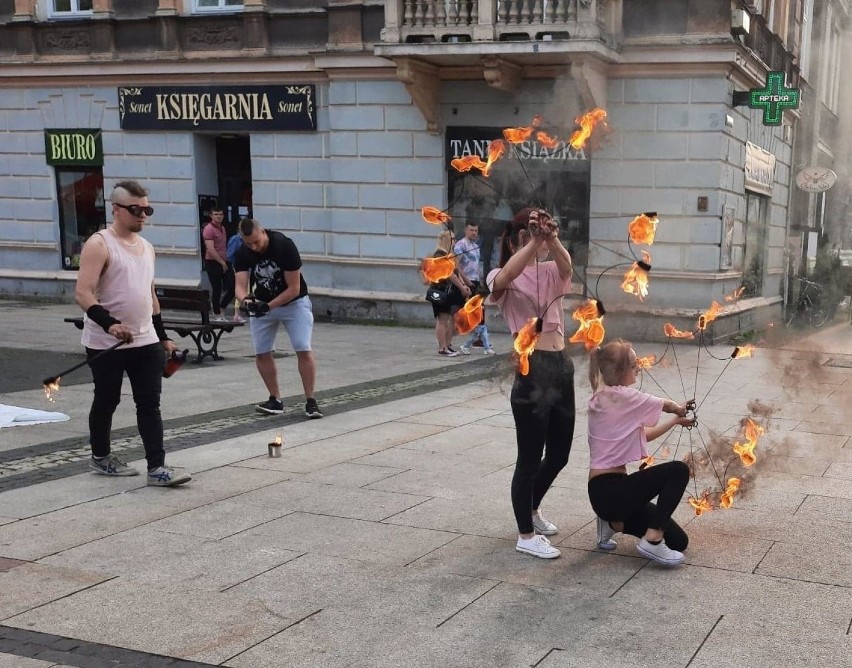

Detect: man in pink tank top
74,180,191,487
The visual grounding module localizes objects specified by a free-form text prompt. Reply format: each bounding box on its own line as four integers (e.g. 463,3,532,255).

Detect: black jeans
587,461,690,551
204,260,235,314
510,350,576,534
87,343,166,470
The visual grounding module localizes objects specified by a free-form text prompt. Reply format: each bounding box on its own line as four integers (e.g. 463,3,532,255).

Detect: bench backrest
155,287,211,324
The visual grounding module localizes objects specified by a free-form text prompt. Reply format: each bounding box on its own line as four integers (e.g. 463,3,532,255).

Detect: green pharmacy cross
732,71,800,126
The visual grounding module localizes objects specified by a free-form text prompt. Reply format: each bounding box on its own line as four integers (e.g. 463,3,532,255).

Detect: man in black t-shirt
234,218,322,418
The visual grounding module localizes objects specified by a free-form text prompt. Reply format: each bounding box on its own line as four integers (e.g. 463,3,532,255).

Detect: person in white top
587,339,694,565
74,180,191,487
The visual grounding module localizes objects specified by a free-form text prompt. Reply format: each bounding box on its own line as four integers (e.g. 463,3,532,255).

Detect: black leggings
510,350,576,534
587,461,690,551
204,260,235,314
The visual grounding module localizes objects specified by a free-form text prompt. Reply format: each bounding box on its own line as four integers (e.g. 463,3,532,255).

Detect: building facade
0,0,835,340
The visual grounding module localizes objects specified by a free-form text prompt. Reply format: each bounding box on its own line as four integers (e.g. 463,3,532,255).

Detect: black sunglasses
114,203,154,217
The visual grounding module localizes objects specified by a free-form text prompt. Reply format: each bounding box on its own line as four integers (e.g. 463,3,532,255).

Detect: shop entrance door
216,136,252,237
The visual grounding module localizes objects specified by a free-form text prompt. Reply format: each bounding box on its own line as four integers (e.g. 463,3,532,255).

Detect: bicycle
785,276,830,328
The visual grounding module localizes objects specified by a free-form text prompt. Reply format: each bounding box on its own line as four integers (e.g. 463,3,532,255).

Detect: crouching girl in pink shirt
587,339,695,566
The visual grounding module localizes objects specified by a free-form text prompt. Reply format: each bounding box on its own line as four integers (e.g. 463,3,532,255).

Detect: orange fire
719,477,741,509
535,130,560,148
688,491,714,516
420,253,456,283
621,250,651,301
732,419,764,467
454,295,485,335
502,116,541,144
421,206,452,225
724,286,745,302
568,299,606,350
697,301,723,331
663,323,694,340
639,455,655,469
627,213,659,246
636,354,656,369
514,317,539,376
43,377,61,402
732,345,755,359
568,108,608,150
450,155,488,173
482,139,506,177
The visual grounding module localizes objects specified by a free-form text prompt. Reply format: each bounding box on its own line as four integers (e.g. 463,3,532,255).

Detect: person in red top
202,209,235,321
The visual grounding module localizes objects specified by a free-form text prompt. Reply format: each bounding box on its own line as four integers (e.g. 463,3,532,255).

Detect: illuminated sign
732,71,800,126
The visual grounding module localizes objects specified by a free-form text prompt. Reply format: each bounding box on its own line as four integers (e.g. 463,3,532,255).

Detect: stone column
244,0,267,9
329,0,364,49
156,0,180,15
474,0,496,41
243,0,268,53
156,0,180,53
12,0,36,21
381,0,404,43
92,0,113,18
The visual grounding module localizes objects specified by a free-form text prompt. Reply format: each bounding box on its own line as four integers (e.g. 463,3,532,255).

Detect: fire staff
74,180,191,487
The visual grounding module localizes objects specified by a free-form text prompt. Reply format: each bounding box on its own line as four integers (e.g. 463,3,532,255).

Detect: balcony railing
382,0,616,44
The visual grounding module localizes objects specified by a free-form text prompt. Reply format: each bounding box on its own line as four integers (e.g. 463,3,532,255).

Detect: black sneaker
256,396,284,415
305,398,323,419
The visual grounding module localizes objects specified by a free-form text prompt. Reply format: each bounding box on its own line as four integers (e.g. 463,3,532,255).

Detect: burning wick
43,376,62,402
268,434,283,458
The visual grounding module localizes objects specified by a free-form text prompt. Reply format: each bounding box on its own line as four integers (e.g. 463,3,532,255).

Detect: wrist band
152,313,170,342
86,304,120,333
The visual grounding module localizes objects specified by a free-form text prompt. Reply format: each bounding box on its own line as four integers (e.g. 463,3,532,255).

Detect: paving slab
0,562,109,620
0,653,56,667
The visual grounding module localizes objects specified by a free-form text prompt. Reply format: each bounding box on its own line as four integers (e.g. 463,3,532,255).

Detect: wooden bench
64,287,244,364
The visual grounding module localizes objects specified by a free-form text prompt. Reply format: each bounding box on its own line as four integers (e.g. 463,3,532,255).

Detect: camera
239,297,270,317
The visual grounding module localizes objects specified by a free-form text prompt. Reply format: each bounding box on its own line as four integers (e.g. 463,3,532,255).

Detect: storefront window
742,193,768,296
56,168,106,270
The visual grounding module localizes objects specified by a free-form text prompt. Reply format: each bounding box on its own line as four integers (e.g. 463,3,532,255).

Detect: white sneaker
596,517,617,550
637,537,684,566
484,347,496,355
531,511,558,536
516,534,561,559
459,345,471,355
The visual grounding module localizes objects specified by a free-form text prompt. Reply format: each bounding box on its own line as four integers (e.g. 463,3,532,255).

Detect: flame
688,491,714,516
535,130,560,148
639,455,655,469
450,155,488,173
628,213,659,246
636,354,656,369
719,477,741,509
621,250,651,301
43,377,61,402
482,139,506,177
732,345,755,359
663,323,694,340
514,317,539,376
502,116,542,144
454,295,485,335
568,299,606,350
733,419,764,467
421,254,457,283
698,301,723,331
421,206,452,225
568,108,608,150
273,435,282,446
724,286,745,302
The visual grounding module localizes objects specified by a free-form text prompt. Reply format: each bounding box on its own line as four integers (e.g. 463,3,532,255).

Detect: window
193,0,243,11
51,0,93,16
56,169,106,270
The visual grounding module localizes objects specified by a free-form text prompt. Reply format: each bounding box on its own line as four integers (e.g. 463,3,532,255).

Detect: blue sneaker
146,465,191,487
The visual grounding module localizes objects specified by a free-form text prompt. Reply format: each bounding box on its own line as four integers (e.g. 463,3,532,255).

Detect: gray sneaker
146,466,192,487
89,455,139,477
596,516,617,550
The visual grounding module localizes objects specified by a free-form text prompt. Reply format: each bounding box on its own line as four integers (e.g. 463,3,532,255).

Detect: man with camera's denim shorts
233,218,322,418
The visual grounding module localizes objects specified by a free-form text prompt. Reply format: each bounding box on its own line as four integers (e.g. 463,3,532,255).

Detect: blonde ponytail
589,347,603,392
589,339,633,390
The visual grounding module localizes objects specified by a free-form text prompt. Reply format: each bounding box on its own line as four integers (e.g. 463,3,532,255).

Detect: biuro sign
44,129,103,166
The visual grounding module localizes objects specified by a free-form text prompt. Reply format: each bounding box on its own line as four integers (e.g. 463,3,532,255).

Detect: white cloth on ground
0,404,70,428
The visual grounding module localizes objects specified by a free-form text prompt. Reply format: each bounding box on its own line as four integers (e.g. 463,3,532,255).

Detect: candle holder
268,435,282,458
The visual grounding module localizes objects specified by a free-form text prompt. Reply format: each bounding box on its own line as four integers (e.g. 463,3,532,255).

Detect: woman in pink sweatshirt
587,339,695,566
